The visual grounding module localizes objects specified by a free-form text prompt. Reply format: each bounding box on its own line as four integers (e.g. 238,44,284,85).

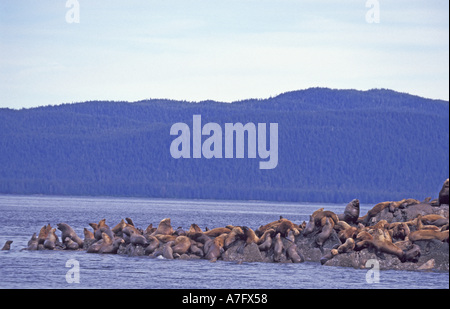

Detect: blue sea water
0,195,448,289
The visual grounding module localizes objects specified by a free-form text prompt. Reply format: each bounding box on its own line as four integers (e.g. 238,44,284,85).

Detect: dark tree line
0,88,448,204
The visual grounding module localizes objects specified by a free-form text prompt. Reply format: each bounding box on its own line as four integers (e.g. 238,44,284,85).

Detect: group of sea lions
3,179,449,271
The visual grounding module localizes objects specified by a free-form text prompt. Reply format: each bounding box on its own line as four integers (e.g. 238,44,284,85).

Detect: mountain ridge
0,88,448,204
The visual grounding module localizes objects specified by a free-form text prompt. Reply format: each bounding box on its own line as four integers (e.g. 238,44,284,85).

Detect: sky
0,0,449,109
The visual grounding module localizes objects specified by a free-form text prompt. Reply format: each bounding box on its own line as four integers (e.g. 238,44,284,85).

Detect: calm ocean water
0,195,448,289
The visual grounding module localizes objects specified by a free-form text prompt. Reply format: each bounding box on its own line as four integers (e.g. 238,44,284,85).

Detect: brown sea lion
339,199,360,224
144,236,160,255
153,218,174,236
337,238,355,254
320,249,339,265
338,226,358,242
162,241,175,259
1,240,13,251
286,243,304,263
129,230,148,246
258,229,274,251
243,226,259,245
273,233,283,262
439,179,449,206
43,228,58,250
187,224,203,238
171,236,191,255
125,217,135,226
315,218,334,247
38,224,52,245
64,237,79,250
359,201,391,225
361,228,405,261
224,226,244,248
57,223,84,247
155,234,177,243
313,210,339,226
189,241,204,257
83,228,95,241
302,216,316,236
99,237,124,254
27,233,38,250
408,230,449,242
111,219,127,234
420,214,449,227
204,227,231,237
205,234,227,262
144,223,156,235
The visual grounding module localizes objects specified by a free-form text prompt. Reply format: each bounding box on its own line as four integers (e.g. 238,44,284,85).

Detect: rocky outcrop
22,180,449,272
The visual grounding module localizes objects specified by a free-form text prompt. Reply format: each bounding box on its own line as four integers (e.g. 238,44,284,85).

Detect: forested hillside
0,88,448,204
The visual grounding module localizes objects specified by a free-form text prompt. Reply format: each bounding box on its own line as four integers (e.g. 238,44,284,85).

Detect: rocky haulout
8,179,449,272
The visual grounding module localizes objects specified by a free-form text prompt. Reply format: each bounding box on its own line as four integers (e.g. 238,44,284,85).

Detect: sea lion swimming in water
1,240,13,251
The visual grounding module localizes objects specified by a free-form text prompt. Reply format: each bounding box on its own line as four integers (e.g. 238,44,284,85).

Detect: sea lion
408,230,449,242
420,214,449,227
64,237,79,250
162,241,175,259
1,240,13,251
339,199,360,224
258,229,274,251
43,228,58,250
286,243,304,263
273,233,283,262
84,228,95,240
187,224,203,238
125,217,135,227
302,216,316,236
189,241,204,257
315,218,334,248
205,234,227,262
359,201,391,225
204,227,231,237
99,237,124,254
439,179,449,206
403,244,421,262
338,226,358,242
129,230,148,246
360,228,405,261
337,238,355,254
111,219,127,234
320,249,339,265
224,226,244,249
144,236,160,255
38,224,52,245
155,234,177,243
171,236,191,255
174,227,187,236
57,223,84,247
153,218,174,236
243,226,259,245
313,210,339,226
27,233,38,250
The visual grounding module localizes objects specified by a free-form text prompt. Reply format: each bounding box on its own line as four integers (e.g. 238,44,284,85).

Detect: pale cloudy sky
0,0,448,109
